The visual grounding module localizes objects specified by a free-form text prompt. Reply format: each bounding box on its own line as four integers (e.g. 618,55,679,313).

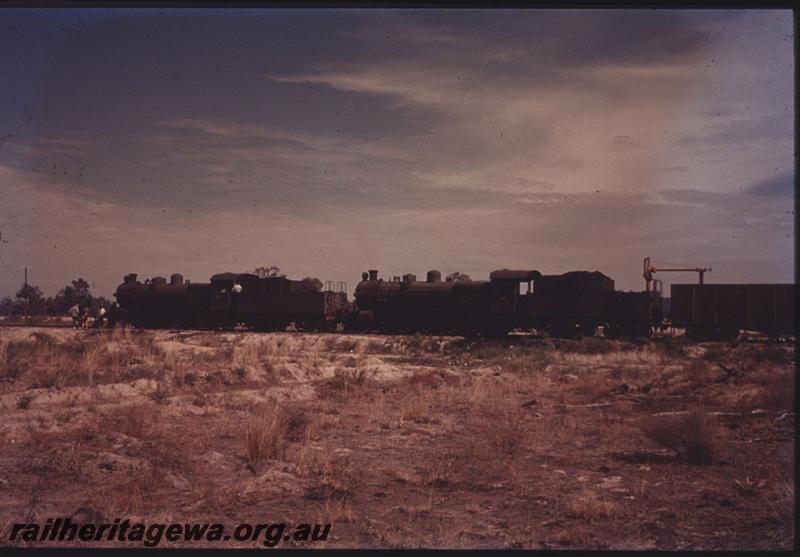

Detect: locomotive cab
488,270,542,332
209,273,260,327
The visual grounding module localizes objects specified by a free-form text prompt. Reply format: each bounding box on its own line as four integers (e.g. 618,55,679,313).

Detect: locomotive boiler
114,273,213,329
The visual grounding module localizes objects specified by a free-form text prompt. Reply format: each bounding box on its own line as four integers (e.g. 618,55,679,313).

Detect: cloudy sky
0,8,794,298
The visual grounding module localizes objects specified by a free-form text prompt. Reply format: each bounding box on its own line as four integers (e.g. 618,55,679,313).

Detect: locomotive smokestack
368,269,378,281
170,273,184,286
427,270,442,283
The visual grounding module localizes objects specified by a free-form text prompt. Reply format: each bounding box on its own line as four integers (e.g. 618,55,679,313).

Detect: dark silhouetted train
114,268,796,339
113,266,688,339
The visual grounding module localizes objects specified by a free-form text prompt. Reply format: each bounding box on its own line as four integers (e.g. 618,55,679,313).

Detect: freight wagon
670,283,796,340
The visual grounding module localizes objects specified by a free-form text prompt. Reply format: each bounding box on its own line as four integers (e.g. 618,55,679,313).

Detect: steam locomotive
114,272,350,331
352,268,660,337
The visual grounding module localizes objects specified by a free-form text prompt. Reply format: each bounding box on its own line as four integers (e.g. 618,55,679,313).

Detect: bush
327,368,368,391
566,490,617,521
570,337,618,354
244,401,307,466
149,383,171,405
754,347,789,364
641,408,719,465
17,394,35,410
740,368,794,413
364,340,388,354
659,336,689,358
702,346,726,361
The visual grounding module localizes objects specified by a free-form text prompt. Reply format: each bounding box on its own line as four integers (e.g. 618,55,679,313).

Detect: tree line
0,278,110,317
250,267,472,287
251,266,324,291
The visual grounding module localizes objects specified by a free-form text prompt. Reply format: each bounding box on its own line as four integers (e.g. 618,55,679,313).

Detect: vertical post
24,266,29,321
699,270,704,285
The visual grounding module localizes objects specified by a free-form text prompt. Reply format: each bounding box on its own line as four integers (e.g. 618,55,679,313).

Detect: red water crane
643,256,711,292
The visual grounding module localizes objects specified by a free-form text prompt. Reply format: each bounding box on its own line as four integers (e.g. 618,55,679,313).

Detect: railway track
0,321,793,344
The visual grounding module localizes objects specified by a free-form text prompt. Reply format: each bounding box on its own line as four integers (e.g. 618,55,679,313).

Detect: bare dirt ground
0,326,794,549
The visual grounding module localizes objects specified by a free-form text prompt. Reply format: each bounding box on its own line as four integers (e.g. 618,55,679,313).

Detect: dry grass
398,391,432,424
753,346,791,364
479,407,523,459
149,382,171,405
566,490,617,521
503,352,551,374
316,366,370,400
738,366,794,413
331,338,360,353
0,330,166,388
299,450,357,500
656,335,691,359
364,339,390,354
400,335,444,355
0,328,794,550
106,403,156,439
641,407,720,465
243,400,297,466
317,495,353,527
16,394,36,410
561,337,620,355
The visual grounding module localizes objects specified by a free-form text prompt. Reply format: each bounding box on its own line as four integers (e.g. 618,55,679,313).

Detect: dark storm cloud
325,10,711,76
1,10,434,212
0,8,715,215
748,171,795,197
271,10,715,113
673,113,792,149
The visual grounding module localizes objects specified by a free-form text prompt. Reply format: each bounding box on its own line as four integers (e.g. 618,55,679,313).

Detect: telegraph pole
17,265,31,321
24,266,28,321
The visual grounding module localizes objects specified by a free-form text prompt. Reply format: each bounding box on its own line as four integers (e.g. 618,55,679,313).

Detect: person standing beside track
230,282,242,327
68,303,81,329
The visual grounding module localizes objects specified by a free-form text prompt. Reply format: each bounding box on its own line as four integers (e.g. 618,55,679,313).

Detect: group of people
67,303,124,329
